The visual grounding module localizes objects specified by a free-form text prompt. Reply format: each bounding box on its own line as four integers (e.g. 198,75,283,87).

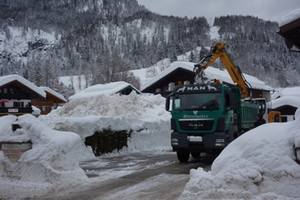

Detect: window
173,93,222,111
13,102,24,108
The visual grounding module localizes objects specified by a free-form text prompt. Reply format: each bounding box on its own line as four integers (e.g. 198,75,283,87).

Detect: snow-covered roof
280,86,300,97
268,96,300,109
279,8,300,27
141,61,272,91
269,87,300,110
69,81,140,100
39,87,67,102
271,86,300,100
0,74,46,98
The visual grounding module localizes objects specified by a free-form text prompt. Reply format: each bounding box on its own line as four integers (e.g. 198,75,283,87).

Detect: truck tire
191,152,201,158
177,149,190,162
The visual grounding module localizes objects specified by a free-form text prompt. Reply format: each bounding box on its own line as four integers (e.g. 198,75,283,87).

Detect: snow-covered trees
213,15,300,87
0,0,300,96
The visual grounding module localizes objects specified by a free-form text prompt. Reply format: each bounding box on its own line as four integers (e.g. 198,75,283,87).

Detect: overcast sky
137,0,300,23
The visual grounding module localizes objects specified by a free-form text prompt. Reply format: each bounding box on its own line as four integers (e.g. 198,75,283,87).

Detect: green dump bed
238,101,259,130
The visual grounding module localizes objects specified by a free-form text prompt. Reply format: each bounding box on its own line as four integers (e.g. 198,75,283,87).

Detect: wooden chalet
31,87,67,115
278,14,300,51
276,11,300,121
141,62,272,100
0,75,46,116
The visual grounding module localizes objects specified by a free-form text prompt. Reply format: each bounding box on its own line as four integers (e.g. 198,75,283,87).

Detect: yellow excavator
193,42,281,123
194,42,251,98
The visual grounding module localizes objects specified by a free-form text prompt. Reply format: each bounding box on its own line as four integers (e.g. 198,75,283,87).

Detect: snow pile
39,92,171,153
50,92,168,121
0,90,171,199
180,108,300,199
0,114,87,183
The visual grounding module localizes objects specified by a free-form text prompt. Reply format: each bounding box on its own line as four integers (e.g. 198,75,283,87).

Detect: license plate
188,136,202,142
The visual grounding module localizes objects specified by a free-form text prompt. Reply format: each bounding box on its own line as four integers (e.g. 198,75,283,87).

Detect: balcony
31,100,54,107
0,107,33,116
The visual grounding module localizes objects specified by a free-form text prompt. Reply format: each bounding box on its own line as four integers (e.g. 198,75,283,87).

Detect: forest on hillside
0,0,300,98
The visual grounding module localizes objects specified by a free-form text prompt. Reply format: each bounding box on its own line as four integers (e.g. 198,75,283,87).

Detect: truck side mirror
165,95,171,111
229,92,237,110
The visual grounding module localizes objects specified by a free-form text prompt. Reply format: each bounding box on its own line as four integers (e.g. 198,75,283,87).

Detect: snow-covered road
57,151,217,200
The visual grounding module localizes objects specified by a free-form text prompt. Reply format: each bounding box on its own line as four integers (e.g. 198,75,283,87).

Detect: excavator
194,42,250,98
193,42,281,123
165,42,281,162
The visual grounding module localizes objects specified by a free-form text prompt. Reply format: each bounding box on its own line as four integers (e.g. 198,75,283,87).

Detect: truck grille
179,119,214,130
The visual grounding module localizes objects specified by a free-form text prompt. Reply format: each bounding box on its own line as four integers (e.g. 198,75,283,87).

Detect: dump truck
165,42,277,162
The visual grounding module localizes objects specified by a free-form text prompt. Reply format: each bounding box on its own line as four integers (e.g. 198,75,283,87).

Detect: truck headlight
171,138,178,145
215,139,225,146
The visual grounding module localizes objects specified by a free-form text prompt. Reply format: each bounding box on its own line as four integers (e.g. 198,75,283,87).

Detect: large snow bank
180,108,300,199
39,92,171,153
0,114,87,183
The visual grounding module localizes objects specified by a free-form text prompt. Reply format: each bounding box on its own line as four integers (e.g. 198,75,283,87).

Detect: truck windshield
173,93,222,111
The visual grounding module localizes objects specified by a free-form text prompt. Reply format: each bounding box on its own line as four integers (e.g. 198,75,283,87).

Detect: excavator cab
268,111,282,123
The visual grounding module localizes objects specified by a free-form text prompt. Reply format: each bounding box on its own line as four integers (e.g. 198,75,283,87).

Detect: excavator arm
194,42,251,99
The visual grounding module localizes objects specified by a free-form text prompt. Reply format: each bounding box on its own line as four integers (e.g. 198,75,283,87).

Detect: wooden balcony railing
31,100,54,107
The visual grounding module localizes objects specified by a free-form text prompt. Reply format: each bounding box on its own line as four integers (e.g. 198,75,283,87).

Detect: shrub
85,128,132,156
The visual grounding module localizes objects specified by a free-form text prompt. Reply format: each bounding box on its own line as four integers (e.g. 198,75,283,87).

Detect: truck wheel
191,152,201,158
177,149,190,162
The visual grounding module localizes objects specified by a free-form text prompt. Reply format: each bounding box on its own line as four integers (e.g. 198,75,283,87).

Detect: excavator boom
194,42,251,99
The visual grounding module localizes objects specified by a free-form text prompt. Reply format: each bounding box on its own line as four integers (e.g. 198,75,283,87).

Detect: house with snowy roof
276,10,300,121
141,62,273,100
69,81,141,100
278,8,300,51
0,75,46,116
268,87,300,122
31,87,67,115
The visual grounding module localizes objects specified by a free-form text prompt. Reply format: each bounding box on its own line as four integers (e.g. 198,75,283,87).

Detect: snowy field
0,89,300,199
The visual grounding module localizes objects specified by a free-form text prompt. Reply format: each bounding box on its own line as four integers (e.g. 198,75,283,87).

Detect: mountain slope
0,0,299,92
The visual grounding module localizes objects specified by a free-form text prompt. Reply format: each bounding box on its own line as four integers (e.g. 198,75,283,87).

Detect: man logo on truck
176,85,218,93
